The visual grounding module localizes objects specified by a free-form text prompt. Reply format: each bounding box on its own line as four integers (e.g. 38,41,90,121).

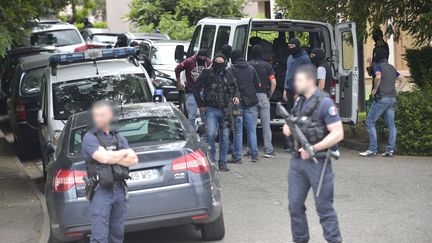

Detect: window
214,26,231,56
69,116,185,155
200,25,216,56
91,34,118,45
52,73,152,120
31,29,82,47
150,44,179,65
341,31,354,70
188,25,202,56
20,67,45,96
233,25,248,55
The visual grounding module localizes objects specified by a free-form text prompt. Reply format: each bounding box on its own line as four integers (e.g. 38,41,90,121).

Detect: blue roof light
49,47,137,65
154,89,164,96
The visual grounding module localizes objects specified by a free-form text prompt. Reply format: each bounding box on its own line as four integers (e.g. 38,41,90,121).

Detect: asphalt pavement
1,118,432,242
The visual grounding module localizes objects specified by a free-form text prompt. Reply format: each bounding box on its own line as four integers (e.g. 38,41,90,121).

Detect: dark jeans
206,107,230,166
90,185,126,243
288,157,342,243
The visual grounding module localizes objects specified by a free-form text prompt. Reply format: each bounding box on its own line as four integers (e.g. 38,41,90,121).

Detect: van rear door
335,22,359,124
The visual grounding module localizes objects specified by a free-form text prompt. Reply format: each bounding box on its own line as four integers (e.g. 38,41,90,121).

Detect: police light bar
49,47,137,66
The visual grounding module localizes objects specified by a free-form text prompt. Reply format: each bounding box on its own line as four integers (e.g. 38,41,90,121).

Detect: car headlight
153,76,175,87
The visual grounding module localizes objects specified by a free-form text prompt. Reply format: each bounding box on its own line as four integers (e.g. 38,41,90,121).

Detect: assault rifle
276,102,339,197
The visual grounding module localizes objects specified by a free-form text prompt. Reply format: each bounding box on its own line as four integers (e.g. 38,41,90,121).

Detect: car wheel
201,211,225,241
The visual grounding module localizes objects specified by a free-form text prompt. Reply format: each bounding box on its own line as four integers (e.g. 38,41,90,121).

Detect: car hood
154,64,176,79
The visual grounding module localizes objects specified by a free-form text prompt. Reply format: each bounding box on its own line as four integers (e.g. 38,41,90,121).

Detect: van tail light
53,169,87,192
74,44,89,52
329,79,337,101
171,150,209,174
16,99,26,121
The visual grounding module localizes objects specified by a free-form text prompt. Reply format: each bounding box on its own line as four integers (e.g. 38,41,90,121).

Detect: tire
201,211,225,241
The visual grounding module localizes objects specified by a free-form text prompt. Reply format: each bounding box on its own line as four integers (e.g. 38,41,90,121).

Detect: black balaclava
196,49,208,66
310,48,325,65
230,49,243,63
251,45,263,60
221,44,232,60
116,34,128,47
212,54,227,72
288,38,301,56
374,47,388,63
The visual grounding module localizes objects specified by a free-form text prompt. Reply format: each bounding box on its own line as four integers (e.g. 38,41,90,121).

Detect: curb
11,156,50,243
0,130,50,243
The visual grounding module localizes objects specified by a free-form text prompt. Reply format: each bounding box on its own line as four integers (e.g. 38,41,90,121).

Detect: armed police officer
82,101,138,243
283,64,343,243
192,55,240,172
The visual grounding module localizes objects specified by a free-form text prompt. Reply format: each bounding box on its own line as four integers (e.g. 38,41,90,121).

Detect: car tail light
53,169,87,192
74,44,89,52
16,99,26,121
171,150,209,173
329,79,337,101
192,214,209,220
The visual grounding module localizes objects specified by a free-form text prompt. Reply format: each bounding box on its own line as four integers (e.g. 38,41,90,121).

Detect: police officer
82,101,138,243
192,55,240,172
283,64,343,243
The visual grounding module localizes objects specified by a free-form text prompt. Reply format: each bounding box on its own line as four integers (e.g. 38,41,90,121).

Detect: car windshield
52,73,152,120
31,29,82,47
69,116,185,155
150,45,178,65
92,34,118,45
20,67,45,96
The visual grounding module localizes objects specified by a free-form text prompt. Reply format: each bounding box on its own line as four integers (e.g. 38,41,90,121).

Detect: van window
233,25,248,54
214,26,231,55
200,25,216,56
188,25,202,56
341,31,354,70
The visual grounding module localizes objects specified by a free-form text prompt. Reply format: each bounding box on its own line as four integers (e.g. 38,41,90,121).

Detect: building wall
106,0,132,32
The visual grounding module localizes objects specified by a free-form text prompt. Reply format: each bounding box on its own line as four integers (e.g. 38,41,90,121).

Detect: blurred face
294,72,314,95
198,56,207,61
288,43,296,49
214,56,225,64
92,105,113,130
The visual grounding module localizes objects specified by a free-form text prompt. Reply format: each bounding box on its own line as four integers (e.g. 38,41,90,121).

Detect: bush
404,47,432,89
396,89,432,155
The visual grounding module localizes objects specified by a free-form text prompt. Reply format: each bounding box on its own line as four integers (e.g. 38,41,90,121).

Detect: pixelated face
214,56,225,64
294,72,313,95
92,105,113,130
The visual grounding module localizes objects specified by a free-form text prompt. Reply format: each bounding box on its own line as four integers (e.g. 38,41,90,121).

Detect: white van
175,18,359,125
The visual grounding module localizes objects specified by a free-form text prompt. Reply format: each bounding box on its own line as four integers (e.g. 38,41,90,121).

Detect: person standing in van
175,49,211,130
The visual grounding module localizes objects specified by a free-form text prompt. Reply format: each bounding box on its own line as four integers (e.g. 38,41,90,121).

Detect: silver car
45,103,224,242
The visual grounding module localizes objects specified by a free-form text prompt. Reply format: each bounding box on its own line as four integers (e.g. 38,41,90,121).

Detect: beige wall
106,0,132,32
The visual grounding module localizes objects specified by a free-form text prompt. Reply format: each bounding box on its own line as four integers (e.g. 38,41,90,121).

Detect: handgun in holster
83,176,98,201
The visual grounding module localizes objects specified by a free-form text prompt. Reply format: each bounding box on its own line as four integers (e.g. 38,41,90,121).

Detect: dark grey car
45,102,224,242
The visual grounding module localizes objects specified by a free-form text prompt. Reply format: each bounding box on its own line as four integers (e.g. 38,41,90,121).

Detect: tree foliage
128,0,244,40
0,0,70,56
275,0,432,45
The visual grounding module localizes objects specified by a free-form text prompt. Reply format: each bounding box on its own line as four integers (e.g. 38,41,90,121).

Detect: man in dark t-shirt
248,45,277,157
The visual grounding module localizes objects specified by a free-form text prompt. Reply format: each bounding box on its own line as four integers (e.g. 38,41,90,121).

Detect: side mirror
44,141,55,155
174,45,185,63
37,109,46,125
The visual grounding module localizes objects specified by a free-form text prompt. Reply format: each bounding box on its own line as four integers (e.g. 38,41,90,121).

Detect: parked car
0,46,55,111
176,17,360,125
139,40,189,107
37,47,154,177
80,28,121,48
30,20,86,53
45,102,224,242
7,52,54,154
125,32,170,44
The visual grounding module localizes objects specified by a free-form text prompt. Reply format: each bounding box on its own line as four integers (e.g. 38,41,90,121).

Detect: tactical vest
86,130,129,188
205,71,230,109
292,91,329,147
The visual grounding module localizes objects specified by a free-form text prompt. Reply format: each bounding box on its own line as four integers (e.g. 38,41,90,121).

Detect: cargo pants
90,184,126,243
288,157,342,243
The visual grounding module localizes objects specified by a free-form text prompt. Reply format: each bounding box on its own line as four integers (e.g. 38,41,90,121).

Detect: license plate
128,169,159,184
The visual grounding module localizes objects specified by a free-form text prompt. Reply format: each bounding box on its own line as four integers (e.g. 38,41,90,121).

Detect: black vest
205,70,231,109
292,90,329,147
86,130,129,187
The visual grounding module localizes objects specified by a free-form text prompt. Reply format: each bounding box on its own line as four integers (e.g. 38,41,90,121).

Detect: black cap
230,49,243,63
251,45,263,59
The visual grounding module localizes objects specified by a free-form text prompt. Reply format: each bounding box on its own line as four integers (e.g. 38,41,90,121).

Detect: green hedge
396,89,432,155
404,47,432,89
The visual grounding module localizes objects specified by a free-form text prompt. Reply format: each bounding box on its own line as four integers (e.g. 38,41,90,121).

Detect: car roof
145,40,189,46
18,53,54,71
51,59,144,83
129,32,170,40
70,103,176,128
32,22,78,33
7,46,55,59
198,17,329,26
